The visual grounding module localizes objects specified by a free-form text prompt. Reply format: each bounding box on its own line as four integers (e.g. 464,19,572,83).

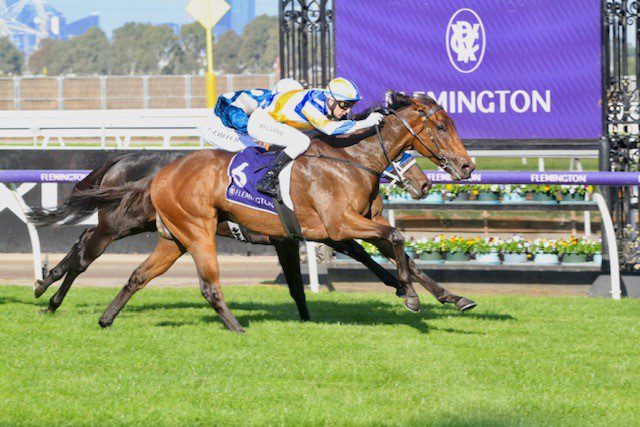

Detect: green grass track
1,285,638,425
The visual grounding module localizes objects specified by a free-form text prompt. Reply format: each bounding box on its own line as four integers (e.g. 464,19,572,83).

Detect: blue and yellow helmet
325,77,362,102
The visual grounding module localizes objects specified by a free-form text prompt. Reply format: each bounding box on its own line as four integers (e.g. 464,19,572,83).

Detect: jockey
202,78,303,151
248,77,384,200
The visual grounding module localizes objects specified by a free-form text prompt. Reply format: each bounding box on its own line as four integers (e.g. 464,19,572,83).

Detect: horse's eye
436,123,446,132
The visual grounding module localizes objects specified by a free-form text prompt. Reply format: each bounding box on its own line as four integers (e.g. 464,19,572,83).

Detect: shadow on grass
0,296,44,308
146,299,514,334
2,291,514,334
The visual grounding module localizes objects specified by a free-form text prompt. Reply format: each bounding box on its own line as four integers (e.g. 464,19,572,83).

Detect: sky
46,0,278,37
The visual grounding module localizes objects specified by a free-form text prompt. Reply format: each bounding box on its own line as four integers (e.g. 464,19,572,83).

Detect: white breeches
201,117,255,152
247,107,311,158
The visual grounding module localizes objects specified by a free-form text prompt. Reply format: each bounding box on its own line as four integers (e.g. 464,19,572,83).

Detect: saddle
226,147,303,240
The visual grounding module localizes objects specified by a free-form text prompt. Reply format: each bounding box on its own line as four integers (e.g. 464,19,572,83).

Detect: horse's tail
27,177,153,227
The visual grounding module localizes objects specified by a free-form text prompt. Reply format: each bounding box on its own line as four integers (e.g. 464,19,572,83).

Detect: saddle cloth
226,147,295,214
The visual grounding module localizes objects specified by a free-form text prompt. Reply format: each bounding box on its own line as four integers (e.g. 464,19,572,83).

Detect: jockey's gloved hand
361,112,384,128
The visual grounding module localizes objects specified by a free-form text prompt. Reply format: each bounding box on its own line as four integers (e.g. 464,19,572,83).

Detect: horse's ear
385,90,394,107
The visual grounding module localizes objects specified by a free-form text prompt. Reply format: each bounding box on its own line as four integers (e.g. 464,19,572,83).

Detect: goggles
336,99,357,109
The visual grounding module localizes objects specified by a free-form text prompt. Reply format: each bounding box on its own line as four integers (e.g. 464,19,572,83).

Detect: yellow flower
445,184,453,190
544,186,550,191
587,185,594,192
472,190,479,195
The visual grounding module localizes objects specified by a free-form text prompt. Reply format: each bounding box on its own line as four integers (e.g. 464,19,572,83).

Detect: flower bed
333,235,603,266
381,183,595,204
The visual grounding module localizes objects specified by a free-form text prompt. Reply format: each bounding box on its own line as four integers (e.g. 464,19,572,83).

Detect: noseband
382,153,422,196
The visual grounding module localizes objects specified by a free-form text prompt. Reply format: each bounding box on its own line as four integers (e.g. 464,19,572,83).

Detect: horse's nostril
421,183,431,194
461,164,473,174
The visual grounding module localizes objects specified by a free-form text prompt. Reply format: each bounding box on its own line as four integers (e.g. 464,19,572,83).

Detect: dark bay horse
93,92,474,332
29,148,473,319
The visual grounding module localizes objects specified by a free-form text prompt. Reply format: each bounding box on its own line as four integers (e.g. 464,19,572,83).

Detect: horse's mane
351,91,417,120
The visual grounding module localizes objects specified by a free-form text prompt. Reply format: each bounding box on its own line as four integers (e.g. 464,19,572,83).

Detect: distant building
0,0,100,55
63,14,100,39
160,23,181,36
213,0,255,37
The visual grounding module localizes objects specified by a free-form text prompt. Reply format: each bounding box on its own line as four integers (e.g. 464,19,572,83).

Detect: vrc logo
446,8,486,74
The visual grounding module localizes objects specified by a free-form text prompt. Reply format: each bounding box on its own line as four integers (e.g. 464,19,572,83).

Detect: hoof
39,307,55,315
404,296,421,313
395,287,407,298
456,297,477,312
34,280,48,298
98,318,112,329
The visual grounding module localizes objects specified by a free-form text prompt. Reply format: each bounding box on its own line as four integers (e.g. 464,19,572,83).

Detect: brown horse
97,92,474,332
28,149,456,319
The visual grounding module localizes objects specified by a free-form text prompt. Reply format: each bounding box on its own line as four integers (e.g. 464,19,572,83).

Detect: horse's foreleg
98,237,183,328
407,260,477,311
326,240,405,296
327,212,419,312
271,238,309,321
370,212,476,310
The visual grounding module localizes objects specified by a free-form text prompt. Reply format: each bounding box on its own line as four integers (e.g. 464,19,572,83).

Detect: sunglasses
336,100,357,109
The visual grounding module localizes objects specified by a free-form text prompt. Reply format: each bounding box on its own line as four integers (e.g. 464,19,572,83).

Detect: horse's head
386,91,474,180
383,153,431,199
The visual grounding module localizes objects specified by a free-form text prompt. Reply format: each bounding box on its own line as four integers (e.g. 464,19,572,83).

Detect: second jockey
247,77,384,200
203,78,303,151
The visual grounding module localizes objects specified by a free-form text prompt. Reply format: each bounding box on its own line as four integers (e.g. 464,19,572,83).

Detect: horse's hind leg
271,238,309,321
98,237,184,328
44,224,120,313
35,227,95,298
190,236,244,333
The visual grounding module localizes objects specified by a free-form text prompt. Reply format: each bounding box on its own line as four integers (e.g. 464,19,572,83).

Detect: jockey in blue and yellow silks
247,77,384,200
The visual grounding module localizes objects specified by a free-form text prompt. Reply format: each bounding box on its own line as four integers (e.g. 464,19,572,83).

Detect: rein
300,152,380,177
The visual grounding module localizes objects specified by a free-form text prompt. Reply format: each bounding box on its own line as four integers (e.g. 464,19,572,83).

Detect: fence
0,74,278,110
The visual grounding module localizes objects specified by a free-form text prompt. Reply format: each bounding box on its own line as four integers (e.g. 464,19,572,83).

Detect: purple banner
2,169,639,186
335,1,602,140
425,171,640,185
0,170,91,183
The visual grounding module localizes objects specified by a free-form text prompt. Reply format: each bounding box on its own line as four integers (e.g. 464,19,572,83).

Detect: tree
62,27,109,75
179,22,207,74
111,23,180,75
28,39,63,75
28,29,108,76
214,30,242,73
0,36,23,75
236,14,278,73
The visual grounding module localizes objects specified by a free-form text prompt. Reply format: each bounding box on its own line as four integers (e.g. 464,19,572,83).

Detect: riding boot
256,150,294,202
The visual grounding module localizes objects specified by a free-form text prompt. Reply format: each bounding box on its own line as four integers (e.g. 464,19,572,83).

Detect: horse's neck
338,119,406,175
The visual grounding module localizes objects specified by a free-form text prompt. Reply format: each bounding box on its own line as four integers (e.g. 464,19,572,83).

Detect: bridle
381,152,421,196
379,105,457,179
